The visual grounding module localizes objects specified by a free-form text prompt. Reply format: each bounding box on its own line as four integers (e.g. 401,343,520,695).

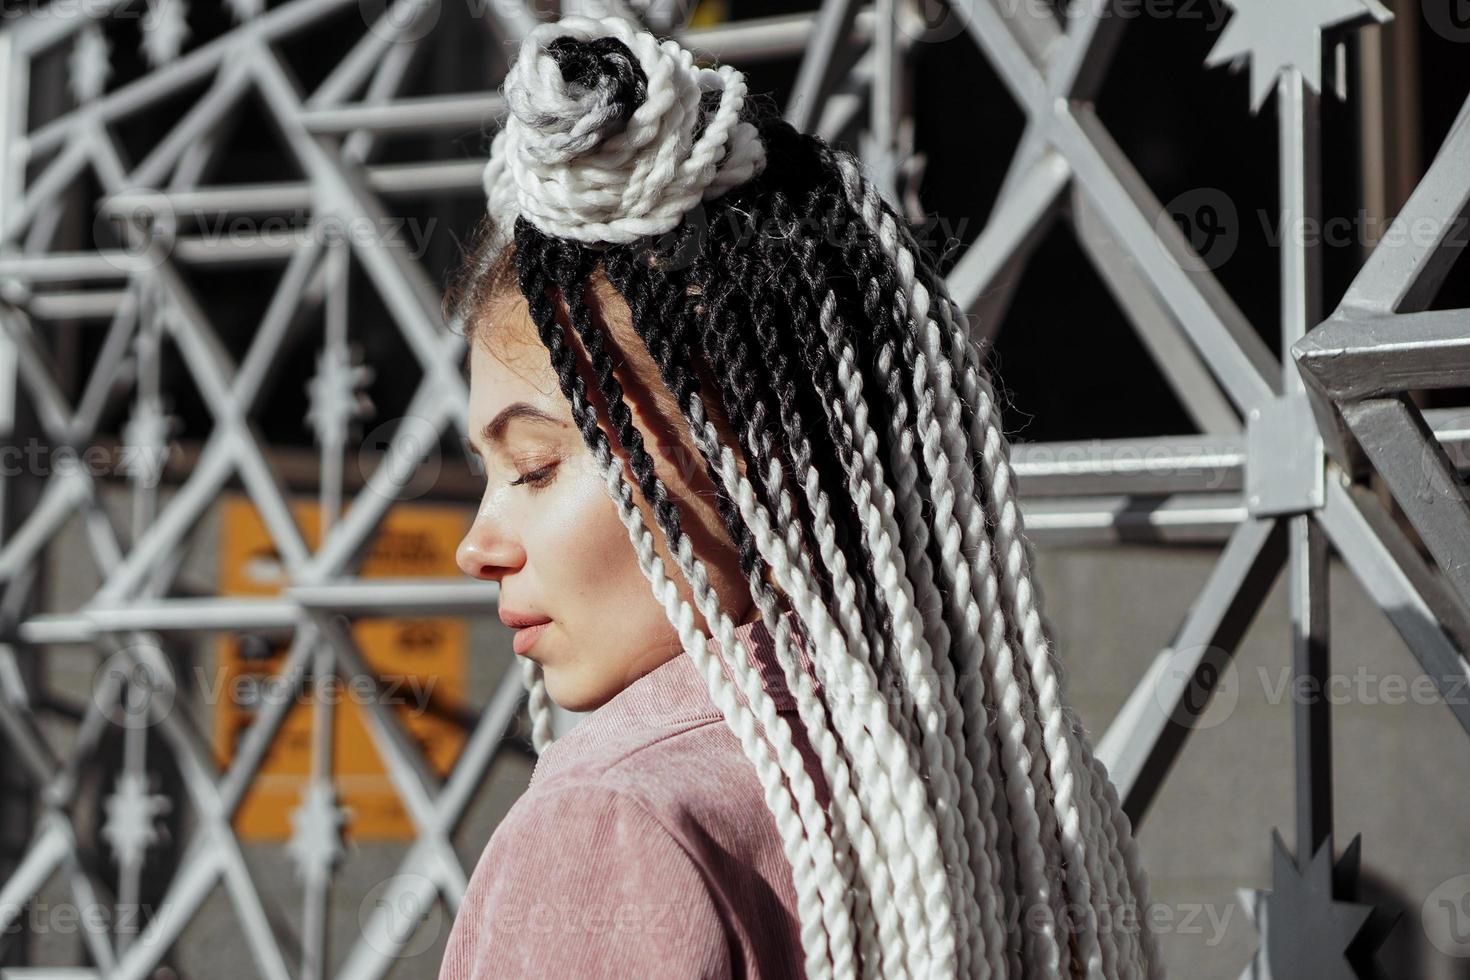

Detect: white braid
835,151,1162,978
520,657,555,754
586,415,847,979
477,15,1164,979
483,14,765,247
687,393,912,978
815,292,968,976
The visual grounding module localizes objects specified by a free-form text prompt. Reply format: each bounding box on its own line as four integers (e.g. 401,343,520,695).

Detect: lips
512,622,551,656
499,609,552,629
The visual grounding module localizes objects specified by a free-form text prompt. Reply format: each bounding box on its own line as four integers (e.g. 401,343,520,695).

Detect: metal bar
1010,433,1245,497
785,0,863,134
1096,516,1286,824
1340,395,1470,611
1055,103,1280,414
288,578,499,614
98,160,485,223
1047,0,1128,101
967,0,1060,71
248,45,467,406
0,473,90,583
308,0,443,108
1293,308,1470,400
307,610,468,896
297,380,457,583
130,61,255,189
20,0,362,153
1319,477,1470,736
1289,513,1332,862
0,252,145,281
0,647,59,783
942,0,1049,109
1071,186,1242,434
24,290,132,320
108,842,225,980
335,664,526,980
1018,492,1246,545
944,148,1068,336
299,93,504,136
1337,86,1470,316
72,296,138,437
683,8,875,64
2,136,89,242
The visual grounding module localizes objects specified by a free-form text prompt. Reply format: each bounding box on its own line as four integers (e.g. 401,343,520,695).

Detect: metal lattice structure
0,0,1467,976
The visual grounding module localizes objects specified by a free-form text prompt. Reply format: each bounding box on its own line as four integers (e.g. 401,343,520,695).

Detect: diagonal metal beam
1340,394,1470,612
1319,477,1470,735
786,0,865,134
1072,186,1241,434
1053,103,1279,414
1097,515,1286,825
1337,91,1470,316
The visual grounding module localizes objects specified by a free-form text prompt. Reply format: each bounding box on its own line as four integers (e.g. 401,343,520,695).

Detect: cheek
533,454,646,611
526,448,687,708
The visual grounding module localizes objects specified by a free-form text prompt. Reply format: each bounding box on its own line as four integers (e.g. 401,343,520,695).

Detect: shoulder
487,778,693,865
443,782,733,980
532,709,754,811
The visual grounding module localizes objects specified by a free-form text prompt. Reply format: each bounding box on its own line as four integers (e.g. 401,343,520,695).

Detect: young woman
442,14,1162,979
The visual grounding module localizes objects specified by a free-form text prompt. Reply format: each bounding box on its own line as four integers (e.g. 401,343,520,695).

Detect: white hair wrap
482,15,767,246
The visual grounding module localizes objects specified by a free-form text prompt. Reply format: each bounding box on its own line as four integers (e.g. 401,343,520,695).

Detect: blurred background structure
0,0,1468,977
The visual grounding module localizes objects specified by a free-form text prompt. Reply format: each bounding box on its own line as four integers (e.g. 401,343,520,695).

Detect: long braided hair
447,15,1162,980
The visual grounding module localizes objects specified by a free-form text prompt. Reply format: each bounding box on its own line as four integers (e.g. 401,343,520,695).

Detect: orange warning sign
213,494,469,840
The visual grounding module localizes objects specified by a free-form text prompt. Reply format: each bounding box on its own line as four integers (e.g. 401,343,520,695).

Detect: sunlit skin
455,268,759,713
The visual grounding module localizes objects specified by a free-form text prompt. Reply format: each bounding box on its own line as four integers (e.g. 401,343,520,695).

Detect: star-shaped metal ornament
68,23,111,103
1236,829,1400,979
140,0,191,68
101,771,173,868
305,342,376,447
287,780,348,880
224,0,264,23
1206,0,1392,113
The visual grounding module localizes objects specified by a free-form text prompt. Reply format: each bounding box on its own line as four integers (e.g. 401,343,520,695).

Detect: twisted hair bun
482,15,766,247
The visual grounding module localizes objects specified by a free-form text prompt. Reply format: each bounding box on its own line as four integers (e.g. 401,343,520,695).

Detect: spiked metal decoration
101,770,172,872
1236,831,1401,979
305,343,375,447
0,0,1467,977
140,0,191,68
287,779,349,880
67,23,111,103
1205,0,1392,113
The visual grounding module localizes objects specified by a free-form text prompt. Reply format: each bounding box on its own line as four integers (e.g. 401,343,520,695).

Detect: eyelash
509,462,557,493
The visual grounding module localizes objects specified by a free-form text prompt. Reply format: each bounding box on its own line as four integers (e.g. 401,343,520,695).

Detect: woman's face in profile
454,285,753,713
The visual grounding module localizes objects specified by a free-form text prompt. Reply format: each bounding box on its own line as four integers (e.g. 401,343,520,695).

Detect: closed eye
509,462,558,492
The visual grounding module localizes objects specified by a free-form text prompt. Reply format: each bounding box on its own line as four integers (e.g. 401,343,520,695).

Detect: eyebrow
473,402,569,454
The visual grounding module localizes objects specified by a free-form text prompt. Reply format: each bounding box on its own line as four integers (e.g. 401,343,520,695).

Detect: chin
542,667,614,714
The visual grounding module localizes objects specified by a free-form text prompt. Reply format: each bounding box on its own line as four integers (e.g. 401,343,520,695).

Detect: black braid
512,223,613,475
600,241,769,591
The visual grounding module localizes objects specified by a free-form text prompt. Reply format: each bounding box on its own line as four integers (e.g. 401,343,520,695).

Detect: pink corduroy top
439,611,832,980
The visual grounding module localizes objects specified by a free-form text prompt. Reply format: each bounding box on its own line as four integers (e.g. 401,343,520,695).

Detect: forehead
467,287,560,398
465,310,577,453
469,334,554,401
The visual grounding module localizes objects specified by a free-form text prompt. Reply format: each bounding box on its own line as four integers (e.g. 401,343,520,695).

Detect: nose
456,513,525,581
